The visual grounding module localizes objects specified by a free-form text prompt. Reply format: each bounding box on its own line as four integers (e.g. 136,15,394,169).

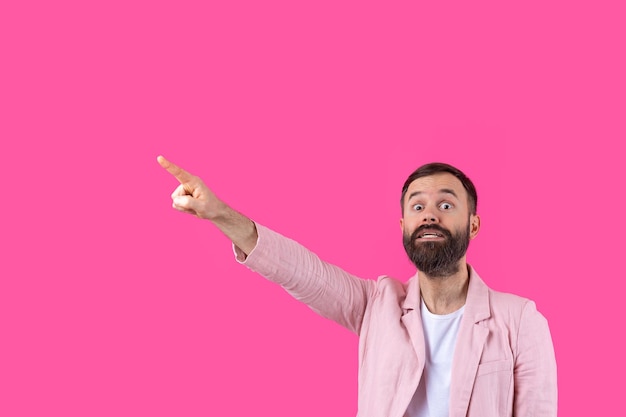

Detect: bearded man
158,157,557,417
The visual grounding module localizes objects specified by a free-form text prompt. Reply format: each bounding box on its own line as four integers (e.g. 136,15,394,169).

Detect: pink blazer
237,224,557,417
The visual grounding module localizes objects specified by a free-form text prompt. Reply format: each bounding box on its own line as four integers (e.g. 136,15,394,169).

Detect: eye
412,204,424,211
440,202,453,210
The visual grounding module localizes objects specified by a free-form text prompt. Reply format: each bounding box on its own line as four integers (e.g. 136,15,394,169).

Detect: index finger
157,155,195,184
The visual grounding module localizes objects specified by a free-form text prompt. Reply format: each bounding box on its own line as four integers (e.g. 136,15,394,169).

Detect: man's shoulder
486,288,538,322
470,266,536,313
365,275,425,314
483,284,548,330
488,288,531,306
366,275,413,304
373,275,415,292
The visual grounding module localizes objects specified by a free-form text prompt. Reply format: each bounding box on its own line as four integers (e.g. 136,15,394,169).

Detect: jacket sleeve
234,223,376,334
513,301,558,416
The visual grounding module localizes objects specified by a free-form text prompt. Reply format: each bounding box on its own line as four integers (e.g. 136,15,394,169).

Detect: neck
418,261,470,315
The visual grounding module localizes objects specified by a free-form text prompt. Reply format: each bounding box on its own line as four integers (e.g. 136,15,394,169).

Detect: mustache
410,224,452,240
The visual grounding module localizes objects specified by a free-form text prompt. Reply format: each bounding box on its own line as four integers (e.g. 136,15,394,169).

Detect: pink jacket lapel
449,267,491,417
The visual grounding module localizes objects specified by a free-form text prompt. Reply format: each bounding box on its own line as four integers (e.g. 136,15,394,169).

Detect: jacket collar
451,266,492,417
402,264,491,323
463,265,491,323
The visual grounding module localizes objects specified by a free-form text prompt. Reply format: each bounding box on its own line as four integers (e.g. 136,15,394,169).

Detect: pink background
1,0,624,415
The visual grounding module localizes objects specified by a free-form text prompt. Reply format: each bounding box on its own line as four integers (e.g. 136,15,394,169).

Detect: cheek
401,218,417,233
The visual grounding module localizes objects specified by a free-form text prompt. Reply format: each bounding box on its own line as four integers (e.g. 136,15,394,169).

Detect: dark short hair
400,162,478,214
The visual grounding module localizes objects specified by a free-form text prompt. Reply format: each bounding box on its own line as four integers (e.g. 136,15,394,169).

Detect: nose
421,208,439,224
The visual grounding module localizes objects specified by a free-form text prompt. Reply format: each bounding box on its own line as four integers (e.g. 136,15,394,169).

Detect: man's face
400,173,480,277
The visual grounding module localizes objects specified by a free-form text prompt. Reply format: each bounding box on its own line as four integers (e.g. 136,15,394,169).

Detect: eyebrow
407,188,459,200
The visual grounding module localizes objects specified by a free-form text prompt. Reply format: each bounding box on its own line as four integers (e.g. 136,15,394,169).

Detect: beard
402,221,471,278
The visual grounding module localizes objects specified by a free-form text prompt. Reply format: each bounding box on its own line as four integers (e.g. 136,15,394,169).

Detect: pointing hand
157,155,225,220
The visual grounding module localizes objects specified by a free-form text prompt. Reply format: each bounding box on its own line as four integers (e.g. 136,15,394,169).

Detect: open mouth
414,227,447,239
417,232,444,239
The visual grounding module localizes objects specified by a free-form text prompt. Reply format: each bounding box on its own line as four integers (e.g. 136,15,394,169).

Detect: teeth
422,233,440,238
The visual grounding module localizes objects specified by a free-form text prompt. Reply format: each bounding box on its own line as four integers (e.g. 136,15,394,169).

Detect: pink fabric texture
236,223,557,417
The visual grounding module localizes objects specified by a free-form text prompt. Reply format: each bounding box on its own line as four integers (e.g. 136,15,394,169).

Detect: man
157,155,557,417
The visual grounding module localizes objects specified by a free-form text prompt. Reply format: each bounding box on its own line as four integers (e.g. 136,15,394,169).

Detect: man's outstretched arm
157,155,374,333
157,155,258,255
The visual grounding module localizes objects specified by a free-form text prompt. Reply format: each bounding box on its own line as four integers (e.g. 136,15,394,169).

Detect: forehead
405,173,467,200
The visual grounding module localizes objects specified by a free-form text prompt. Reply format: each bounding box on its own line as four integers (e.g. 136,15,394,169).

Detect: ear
469,214,481,239
399,217,404,232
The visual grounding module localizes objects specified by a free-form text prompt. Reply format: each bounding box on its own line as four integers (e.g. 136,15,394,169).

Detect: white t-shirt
405,299,465,417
